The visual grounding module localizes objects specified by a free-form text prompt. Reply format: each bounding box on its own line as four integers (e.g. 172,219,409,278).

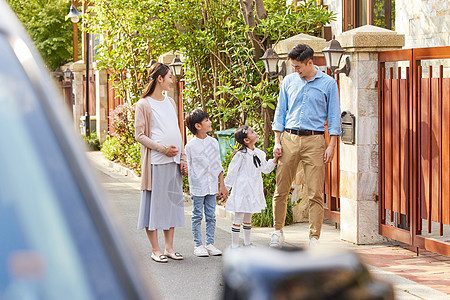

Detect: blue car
0,1,154,299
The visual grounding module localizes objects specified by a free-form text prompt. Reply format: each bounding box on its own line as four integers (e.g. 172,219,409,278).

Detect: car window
0,35,126,299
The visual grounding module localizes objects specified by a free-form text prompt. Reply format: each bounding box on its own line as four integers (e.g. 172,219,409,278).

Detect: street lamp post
259,47,286,150
84,31,90,137
66,2,90,137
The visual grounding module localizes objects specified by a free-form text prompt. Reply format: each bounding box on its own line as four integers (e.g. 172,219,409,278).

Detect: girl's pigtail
232,125,250,157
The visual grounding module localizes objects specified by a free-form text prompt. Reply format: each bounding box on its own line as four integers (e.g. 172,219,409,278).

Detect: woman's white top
185,136,223,197
147,96,182,164
224,147,276,213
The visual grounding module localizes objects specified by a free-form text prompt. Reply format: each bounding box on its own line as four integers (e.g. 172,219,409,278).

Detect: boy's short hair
186,109,209,135
288,44,314,63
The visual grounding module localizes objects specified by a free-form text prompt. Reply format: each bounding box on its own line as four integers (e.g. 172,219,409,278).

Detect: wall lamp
63,67,73,81
322,37,351,77
261,47,286,79
170,56,184,77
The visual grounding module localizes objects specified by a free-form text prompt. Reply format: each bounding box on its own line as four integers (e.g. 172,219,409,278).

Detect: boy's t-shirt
185,136,223,197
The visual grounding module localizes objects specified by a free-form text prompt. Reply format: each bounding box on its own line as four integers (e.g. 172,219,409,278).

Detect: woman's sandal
164,251,183,260
151,252,168,263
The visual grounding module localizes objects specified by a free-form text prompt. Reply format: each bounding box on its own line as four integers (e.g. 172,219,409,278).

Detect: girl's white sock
231,225,240,248
243,224,251,245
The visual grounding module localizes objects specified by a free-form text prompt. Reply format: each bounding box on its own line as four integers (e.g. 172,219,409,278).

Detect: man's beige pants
273,132,326,239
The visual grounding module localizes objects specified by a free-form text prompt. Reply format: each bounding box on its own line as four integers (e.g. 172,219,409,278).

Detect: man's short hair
186,109,209,135
288,44,314,63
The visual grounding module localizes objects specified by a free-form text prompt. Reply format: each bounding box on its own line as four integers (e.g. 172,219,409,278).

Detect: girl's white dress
224,148,276,213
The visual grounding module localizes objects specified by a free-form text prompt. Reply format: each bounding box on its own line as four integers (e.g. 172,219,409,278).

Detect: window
343,0,395,31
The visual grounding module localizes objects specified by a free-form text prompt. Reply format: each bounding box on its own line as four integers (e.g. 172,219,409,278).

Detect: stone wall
94,66,108,143
396,0,449,47
70,60,88,134
323,0,449,48
323,0,343,38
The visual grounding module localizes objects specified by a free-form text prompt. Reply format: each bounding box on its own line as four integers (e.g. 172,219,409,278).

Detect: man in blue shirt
270,44,341,248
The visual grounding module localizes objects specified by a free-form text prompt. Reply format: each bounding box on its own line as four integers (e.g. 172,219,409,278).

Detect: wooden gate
315,56,341,224
378,47,450,256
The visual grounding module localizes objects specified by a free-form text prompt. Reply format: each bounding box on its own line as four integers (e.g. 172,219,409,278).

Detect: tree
85,0,160,103
88,0,334,149
7,0,77,71
91,0,334,225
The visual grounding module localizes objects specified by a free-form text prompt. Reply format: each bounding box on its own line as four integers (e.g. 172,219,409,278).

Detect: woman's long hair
140,63,170,99
233,125,250,155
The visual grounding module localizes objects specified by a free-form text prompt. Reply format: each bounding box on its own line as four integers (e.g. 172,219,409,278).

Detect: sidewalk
87,151,450,300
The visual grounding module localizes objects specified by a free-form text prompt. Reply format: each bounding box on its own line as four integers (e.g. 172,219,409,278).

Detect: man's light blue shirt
272,67,342,136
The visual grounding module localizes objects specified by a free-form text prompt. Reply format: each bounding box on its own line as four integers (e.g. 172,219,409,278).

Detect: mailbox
341,111,355,145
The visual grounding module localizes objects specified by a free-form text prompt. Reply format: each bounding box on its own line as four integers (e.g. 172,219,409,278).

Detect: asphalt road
87,152,450,300
88,152,232,300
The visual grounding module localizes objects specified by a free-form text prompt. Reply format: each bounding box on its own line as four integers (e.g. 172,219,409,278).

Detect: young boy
185,109,229,257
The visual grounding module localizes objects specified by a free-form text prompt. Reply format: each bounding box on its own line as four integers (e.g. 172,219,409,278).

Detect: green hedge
82,133,100,151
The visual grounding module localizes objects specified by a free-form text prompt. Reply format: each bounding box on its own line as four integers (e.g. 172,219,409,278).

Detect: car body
0,1,153,299
222,247,395,300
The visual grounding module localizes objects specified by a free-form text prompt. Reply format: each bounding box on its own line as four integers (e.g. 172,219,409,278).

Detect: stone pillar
94,64,108,143
336,25,405,244
274,33,328,222
70,61,86,134
274,33,328,76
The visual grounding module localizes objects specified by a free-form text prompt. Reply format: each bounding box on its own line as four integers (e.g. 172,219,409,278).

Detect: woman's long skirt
137,163,184,230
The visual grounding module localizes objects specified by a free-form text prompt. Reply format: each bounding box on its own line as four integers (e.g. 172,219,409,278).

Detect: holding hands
273,150,281,163
164,145,188,176
273,142,282,158
180,163,188,176
218,185,229,200
273,143,282,163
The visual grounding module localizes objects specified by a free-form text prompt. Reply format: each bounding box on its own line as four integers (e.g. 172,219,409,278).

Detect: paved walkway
356,246,450,296
87,151,450,300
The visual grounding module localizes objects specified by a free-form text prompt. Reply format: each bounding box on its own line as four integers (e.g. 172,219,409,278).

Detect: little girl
135,63,187,263
224,125,278,248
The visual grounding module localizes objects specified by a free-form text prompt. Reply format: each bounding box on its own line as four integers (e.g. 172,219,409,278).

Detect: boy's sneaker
205,244,222,256
243,243,257,248
194,245,209,257
269,230,284,248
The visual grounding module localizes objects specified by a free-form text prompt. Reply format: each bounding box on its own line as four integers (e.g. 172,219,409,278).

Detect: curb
216,205,235,221
96,152,194,204
183,193,191,203
102,157,141,180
